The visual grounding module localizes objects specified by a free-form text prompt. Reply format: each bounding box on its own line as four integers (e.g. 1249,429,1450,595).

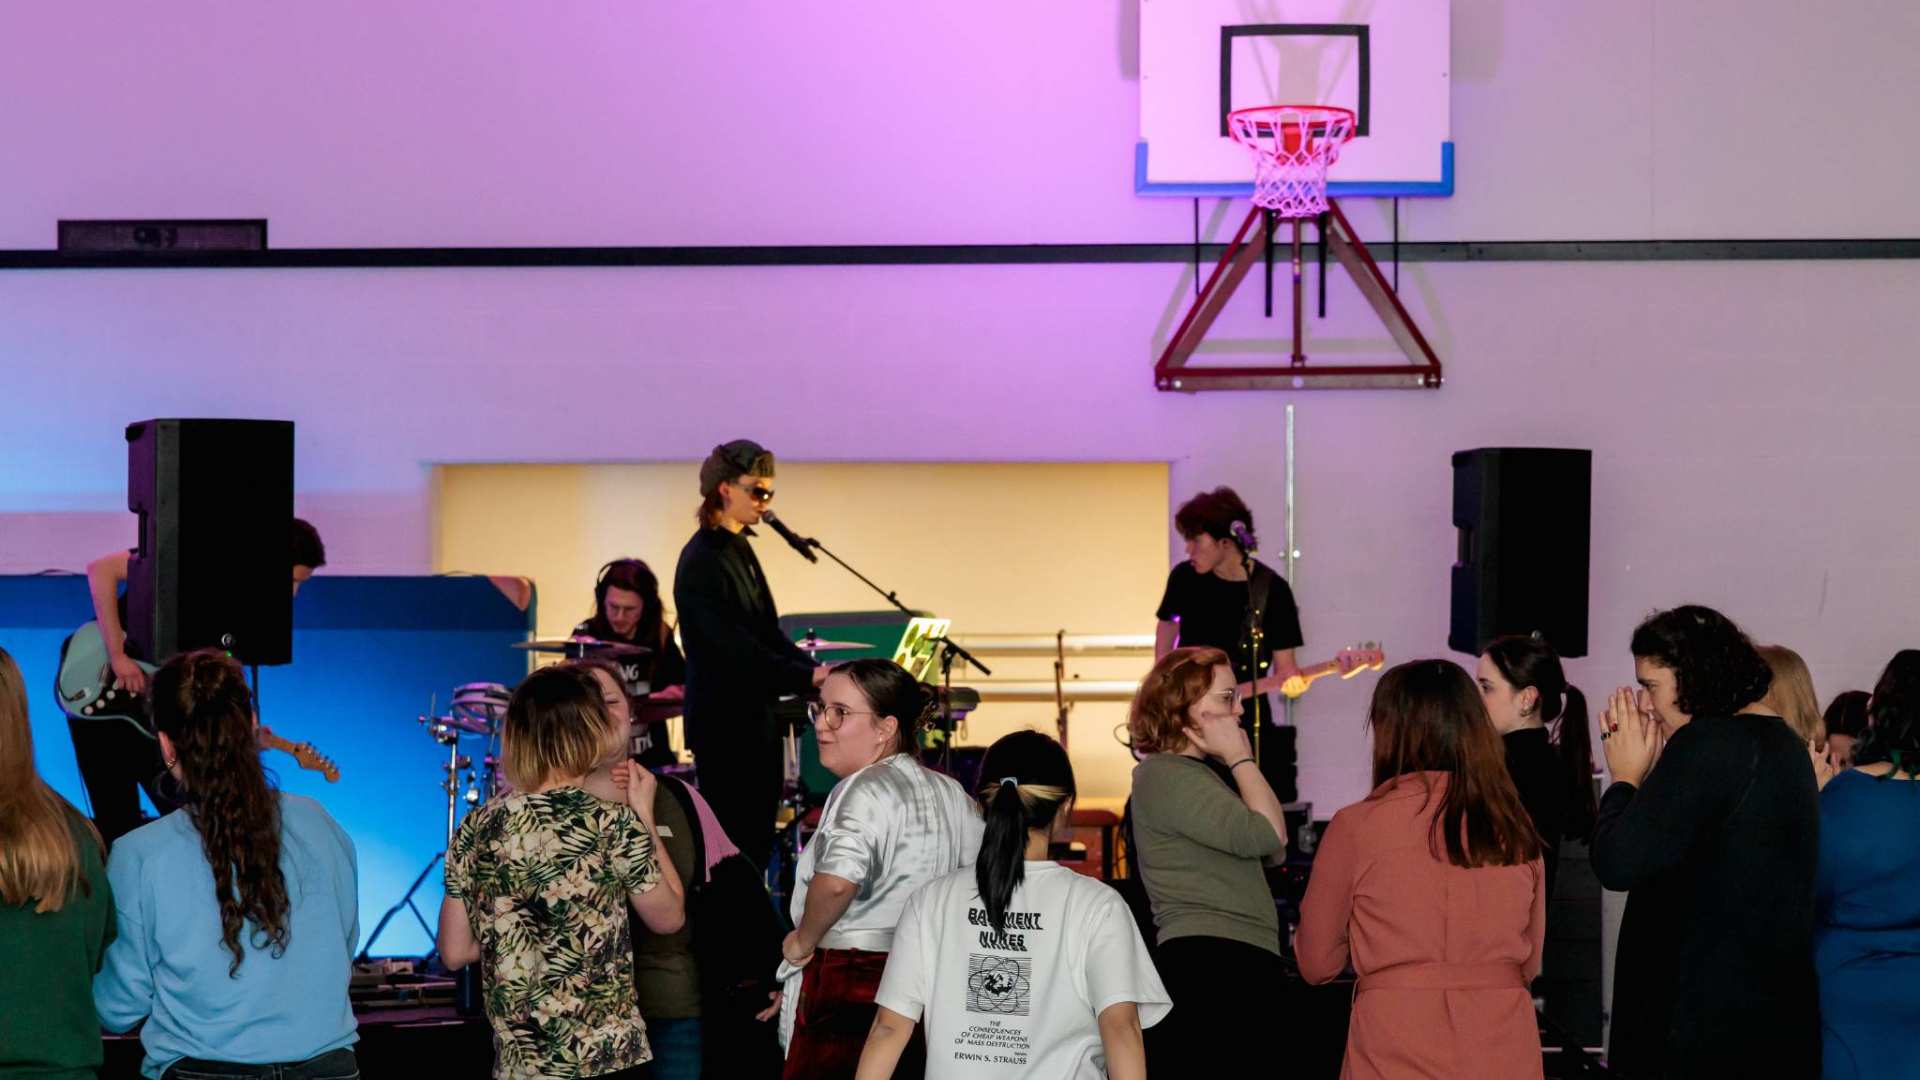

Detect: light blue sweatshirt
93,793,359,1079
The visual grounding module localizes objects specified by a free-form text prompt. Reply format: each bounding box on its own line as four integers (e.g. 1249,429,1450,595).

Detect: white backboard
1139,0,1453,198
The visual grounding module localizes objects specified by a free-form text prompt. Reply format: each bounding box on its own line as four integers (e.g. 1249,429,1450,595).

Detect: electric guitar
55,621,341,782
259,726,342,783
55,621,156,736
1239,642,1387,701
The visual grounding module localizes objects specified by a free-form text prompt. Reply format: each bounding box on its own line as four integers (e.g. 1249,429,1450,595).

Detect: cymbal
511,636,652,658
794,635,869,652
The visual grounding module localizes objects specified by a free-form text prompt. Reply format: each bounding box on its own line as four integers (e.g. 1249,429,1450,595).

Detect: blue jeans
647,1017,703,1080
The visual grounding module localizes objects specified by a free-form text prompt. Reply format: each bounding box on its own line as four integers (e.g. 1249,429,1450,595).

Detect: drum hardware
510,636,653,659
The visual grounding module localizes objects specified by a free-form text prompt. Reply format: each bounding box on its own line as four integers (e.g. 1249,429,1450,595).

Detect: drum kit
360,629,876,959
360,633,672,962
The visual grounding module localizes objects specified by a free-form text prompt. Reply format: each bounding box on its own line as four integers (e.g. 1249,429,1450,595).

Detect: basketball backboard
1138,0,1453,198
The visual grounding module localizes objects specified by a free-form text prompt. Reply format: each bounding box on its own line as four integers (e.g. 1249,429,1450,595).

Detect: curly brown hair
1629,605,1772,718
1173,487,1253,545
1128,646,1232,754
150,649,290,976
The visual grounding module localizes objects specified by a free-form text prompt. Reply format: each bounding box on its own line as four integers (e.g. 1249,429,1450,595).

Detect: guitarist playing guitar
1154,488,1382,737
63,519,326,846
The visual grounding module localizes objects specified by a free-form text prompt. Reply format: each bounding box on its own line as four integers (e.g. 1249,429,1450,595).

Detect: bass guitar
55,621,155,737
1237,642,1387,702
55,621,341,782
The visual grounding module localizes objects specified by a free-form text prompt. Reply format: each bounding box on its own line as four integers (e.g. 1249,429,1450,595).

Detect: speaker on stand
124,418,296,669
1448,447,1592,657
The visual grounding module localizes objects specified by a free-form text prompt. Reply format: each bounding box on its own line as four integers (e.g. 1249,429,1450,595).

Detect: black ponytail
1486,635,1597,843
973,731,1075,934
1557,685,1597,839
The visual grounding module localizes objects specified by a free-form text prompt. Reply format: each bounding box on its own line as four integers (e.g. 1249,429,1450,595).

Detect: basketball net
1227,105,1357,219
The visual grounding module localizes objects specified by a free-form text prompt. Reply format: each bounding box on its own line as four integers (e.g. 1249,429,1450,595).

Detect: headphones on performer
593,558,659,614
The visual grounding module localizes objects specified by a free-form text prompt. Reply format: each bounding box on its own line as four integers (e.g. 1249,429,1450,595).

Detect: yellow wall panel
433,461,1169,799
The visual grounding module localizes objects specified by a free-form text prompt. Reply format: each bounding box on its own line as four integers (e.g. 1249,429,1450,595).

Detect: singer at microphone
760,509,818,564
673,439,830,868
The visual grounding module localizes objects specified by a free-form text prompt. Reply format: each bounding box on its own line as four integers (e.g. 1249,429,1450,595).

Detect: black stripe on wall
1,238,1918,271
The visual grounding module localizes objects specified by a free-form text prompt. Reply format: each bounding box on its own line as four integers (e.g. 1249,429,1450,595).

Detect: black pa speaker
1448,447,1591,658
124,419,295,667
1259,724,1298,804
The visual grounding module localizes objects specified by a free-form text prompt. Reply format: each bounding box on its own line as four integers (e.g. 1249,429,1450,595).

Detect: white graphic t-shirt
875,861,1171,1078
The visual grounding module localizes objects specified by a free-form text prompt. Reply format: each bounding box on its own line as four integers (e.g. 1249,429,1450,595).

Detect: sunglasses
738,484,775,504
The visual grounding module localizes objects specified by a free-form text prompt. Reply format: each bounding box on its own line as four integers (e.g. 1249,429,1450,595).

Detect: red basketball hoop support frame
1153,198,1443,392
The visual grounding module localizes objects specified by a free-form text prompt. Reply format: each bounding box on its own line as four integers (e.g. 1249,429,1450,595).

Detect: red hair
1129,647,1231,754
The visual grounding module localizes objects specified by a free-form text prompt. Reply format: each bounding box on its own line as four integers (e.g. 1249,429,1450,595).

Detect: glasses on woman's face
1201,688,1241,713
740,484,775,504
807,700,877,732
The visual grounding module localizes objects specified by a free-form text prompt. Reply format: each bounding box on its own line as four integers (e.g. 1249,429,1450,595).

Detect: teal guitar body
55,621,158,739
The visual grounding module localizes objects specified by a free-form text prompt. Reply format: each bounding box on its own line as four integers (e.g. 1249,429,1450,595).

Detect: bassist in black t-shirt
1154,487,1304,733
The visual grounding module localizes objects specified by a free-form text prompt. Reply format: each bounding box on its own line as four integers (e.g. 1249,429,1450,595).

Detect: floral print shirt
446,787,662,1079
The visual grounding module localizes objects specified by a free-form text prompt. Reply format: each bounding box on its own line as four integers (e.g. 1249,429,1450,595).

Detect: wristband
1227,756,1257,771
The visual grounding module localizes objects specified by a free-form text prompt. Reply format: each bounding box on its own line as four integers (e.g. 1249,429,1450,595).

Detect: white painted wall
5,256,1916,811
3,2,1918,247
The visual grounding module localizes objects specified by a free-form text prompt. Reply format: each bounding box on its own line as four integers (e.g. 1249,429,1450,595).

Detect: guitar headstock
1336,641,1387,678
258,725,341,783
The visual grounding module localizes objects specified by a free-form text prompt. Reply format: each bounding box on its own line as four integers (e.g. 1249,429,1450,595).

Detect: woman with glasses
673,439,829,869
777,659,982,1079
1126,646,1290,1072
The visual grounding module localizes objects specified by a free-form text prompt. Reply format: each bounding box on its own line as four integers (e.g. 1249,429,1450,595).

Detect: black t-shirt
1154,560,1303,681
571,618,687,700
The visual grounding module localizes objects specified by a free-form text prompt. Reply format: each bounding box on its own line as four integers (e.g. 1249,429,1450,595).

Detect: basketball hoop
1226,105,1356,219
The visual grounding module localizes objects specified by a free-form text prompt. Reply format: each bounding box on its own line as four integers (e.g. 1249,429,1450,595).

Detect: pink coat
1297,772,1546,1080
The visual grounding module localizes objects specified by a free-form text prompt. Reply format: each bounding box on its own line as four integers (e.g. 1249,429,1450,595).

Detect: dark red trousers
783,947,925,1079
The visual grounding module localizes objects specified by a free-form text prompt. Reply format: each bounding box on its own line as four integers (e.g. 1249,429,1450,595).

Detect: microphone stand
1241,543,1266,766
791,529,993,773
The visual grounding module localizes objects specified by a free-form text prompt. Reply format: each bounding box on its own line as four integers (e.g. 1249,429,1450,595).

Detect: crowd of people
2,470,1916,1078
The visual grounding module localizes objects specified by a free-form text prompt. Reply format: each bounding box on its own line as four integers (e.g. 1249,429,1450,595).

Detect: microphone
759,509,819,564
1229,520,1258,553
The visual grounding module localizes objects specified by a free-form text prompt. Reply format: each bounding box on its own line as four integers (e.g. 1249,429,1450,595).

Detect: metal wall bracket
1153,198,1444,392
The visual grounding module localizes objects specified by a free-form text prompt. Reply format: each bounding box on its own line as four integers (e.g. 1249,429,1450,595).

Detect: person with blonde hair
439,663,685,1080
1126,645,1289,1070
0,645,116,1080
1758,644,1826,745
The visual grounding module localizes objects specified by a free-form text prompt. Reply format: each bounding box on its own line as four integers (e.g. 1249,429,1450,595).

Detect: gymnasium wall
3,1,1919,813
1,1,1916,246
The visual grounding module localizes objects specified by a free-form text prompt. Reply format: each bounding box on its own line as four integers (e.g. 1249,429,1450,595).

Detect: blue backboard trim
1134,140,1453,198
